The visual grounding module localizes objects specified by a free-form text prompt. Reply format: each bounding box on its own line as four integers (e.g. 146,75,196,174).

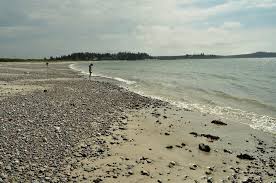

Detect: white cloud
0,0,275,57
222,22,241,29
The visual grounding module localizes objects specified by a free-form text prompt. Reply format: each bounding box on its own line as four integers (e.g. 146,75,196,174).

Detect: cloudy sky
1,0,276,58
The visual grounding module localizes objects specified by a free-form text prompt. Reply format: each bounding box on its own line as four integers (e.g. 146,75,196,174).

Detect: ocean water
70,58,276,134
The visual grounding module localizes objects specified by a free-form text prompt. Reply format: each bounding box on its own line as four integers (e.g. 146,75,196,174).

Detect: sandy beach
0,62,275,183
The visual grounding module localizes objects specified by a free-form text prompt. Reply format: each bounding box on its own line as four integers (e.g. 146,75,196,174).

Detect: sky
0,0,276,58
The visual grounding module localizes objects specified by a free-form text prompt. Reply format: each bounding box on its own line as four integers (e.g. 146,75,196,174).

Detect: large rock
211,120,227,126
199,143,211,152
140,170,150,176
237,154,255,160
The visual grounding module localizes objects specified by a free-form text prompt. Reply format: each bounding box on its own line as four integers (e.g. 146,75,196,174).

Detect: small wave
69,63,276,134
113,77,136,85
69,63,88,76
125,87,276,134
209,73,239,81
212,90,276,111
93,74,136,85
173,101,276,134
69,64,136,85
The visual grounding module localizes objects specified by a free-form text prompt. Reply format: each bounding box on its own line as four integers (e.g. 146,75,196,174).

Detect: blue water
71,58,276,134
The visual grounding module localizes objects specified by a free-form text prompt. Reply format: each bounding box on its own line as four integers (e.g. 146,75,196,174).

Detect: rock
93,178,103,183
237,154,255,160
5,165,12,171
0,173,7,179
191,132,219,141
54,126,61,133
211,120,227,126
199,143,211,152
127,170,133,175
97,148,105,153
201,134,220,141
190,132,198,137
157,179,163,183
119,127,127,130
224,149,233,154
207,177,213,183
151,112,160,118
141,170,150,176
146,159,152,163
164,132,170,136
140,156,148,161
189,164,198,170
168,161,176,168
84,166,95,172
207,167,214,171
166,145,173,149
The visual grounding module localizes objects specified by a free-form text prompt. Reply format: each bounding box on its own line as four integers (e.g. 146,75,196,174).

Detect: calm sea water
71,58,276,134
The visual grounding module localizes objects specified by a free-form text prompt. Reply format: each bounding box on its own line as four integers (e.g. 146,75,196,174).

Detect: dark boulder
201,134,220,141
199,143,211,152
237,153,255,160
211,120,227,126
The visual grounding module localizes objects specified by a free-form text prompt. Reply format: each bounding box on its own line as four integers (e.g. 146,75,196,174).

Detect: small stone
224,149,232,154
93,178,103,183
146,159,152,163
199,143,211,152
207,177,213,183
237,154,254,160
166,145,173,149
84,166,95,172
141,170,150,176
128,170,133,175
211,120,227,125
207,167,214,171
189,164,198,170
113,175,118,178
168,161,176,168
5,165,12,171
54,126,61,133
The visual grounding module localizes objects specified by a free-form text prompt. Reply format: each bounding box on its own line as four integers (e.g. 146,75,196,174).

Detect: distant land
156,52,276,60
223,51,276,58
0,51,276,62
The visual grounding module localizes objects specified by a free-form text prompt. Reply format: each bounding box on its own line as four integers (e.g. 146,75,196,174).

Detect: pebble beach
0,62,275,183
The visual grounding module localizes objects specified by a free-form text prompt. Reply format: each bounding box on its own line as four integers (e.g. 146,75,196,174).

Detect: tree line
49,52,152,61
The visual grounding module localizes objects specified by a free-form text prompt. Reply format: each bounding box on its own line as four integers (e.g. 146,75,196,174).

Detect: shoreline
0,62,275,182
70,61,276,135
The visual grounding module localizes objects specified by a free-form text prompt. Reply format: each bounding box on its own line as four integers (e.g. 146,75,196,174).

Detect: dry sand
0,62,275,183
66,107,276,183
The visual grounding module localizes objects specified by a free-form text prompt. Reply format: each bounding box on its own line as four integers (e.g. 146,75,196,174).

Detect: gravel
0,63,165,182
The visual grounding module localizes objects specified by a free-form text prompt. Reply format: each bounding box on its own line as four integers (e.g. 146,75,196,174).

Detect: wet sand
0,62,275,182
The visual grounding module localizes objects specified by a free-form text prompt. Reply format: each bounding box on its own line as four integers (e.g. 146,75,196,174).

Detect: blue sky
0,0,276,58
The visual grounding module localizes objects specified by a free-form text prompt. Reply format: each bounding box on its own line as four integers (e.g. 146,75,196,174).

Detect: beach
0,62,275,182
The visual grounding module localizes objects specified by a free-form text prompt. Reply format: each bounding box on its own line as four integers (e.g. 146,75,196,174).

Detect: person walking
89,63,93,78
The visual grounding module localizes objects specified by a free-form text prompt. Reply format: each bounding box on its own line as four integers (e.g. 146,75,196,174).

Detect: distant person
89,63,93,78
46,62,49,79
